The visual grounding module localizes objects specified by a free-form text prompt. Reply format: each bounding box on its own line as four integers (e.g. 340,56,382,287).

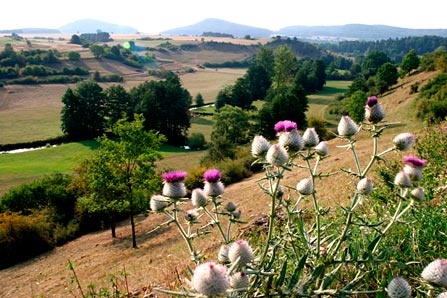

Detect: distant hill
0,28,60,34
162,18,273,38
277,24,447,41
58,19,139,34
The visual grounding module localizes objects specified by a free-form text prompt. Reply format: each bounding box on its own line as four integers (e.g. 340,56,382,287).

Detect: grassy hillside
0,69,437,297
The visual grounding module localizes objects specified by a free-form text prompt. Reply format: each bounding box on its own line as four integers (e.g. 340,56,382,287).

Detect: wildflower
184,209,199,222
393,133,415,151
296,177,314,196
230,271,249,289
357,177,373,195
278,129,304,151
337,115,359,137
218,244,230,263
274,120,297,133
231,209,242,219
315,141,329,157
149,195,169,211
266,144,289,166
410,187,425,201
203,169,225,196
251,135,271,157
421,259,447,287
162,171,187,198
394,171,412,188
228,239,254,267
365,96,385,123
386,277,412,298
191,188,207,207
192,262,230,296
302,127,320,148
225,202,237,212
403,156,426,181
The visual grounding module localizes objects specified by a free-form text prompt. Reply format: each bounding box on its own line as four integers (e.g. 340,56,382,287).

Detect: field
0,34,439,297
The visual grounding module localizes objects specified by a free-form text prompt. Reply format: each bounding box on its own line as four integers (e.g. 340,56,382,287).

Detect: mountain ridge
2,18,447,40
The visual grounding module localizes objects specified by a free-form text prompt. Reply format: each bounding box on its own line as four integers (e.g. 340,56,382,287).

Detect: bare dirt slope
0,71,437,297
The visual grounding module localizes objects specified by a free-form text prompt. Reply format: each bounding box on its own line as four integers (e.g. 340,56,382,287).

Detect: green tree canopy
400,49,420,76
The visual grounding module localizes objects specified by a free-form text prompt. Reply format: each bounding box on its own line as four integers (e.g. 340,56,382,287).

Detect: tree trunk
131,213,137,248
111,222,116,238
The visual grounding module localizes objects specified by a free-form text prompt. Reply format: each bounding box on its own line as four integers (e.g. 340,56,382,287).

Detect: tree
271,45,298,90
361,51,391,79
195,93,204,106
69,34,83,45
61,79,105,140
77,115,166,247
376,62,399,93
104,84,134,126
343,90,368,123
400,49,420,76
89,44,104,59
132,73,191,145
245,64,271,101
206,105,251,161
67,51,81,61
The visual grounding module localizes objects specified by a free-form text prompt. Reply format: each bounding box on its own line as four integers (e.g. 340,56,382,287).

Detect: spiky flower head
251,135,271,157
231,209,242,219
403,156,426,181
192,262,230,296
225,202,237,212
315,141,329,157
410,187,425,201
266,144,289,166
204,169,222,183
278,129,304,152
394,171,412,188
296,177,314,196
386,277,412,298
203,169,225,196
337,115,359,137
230,272,249,289
302,127,320,148
184,209,199,222
421,259,447,287
365,96,385,123
357,177,373,195
228,239,254,267
150,195,169,211
274,120,298,133
162,171,187,198
191,188,207,207
218,244,230,263
393,133,415,151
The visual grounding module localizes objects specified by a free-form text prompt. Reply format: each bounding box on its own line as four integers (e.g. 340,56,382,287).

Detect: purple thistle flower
162,171,187,183
366,96,378,107
403,156,427,168
204,169,221,183
274,120,297,133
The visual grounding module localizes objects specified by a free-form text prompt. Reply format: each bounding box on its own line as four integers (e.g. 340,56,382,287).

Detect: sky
1,0,446,33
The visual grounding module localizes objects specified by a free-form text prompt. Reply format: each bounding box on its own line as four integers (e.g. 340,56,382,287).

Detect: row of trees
61,73,191,145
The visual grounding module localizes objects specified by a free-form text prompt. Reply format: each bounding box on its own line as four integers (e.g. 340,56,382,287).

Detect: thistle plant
153,95,431,297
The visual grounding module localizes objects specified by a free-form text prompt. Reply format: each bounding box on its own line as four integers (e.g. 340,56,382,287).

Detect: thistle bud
251,135,271,157
302,128,320,148
231,209,242,219
230,272,249,289
365,96,385,123
386,277,412,298
421,259,447,287
184,209,199,222
225,202,237,212
266,144,289,166
393,133,415,151
357,177,373,195
278,129,304,152
410,187,425,201
192,262,230,296
315,141,329,157
337,115,359,137
191,188,207,207
296,177,314,196
394,171,411,188
228,239,254,267
149,195,169,211
218,244,230,263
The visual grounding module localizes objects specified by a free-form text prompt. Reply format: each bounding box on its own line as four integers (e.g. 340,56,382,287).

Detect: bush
187,133,206,150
